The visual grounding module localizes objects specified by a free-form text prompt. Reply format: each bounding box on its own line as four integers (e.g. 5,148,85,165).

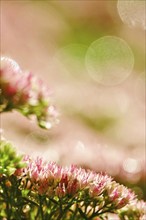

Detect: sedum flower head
14,154,146,219
1,142,145,219
0,57,58,129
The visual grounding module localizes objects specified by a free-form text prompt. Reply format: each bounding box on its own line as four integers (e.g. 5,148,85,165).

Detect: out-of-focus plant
0,140,25,176
0,57,58,129
0,57,145,219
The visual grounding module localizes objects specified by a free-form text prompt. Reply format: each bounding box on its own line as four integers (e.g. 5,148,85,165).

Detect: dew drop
39,120,52,129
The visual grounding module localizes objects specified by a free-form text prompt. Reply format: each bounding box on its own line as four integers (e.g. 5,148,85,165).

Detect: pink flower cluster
0,57,58,129
15,155,146,218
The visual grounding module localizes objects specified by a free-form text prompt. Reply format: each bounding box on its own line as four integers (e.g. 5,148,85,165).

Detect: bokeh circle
117,0,146,30
85,36,134,86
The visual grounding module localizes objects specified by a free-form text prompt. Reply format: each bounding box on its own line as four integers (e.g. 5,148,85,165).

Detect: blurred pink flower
0,57,29,104
0,56,58,129
118,199,146,219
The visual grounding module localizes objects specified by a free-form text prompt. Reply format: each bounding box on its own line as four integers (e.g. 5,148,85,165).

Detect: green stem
78,207,88,220
56,200,63,220
4,184,11,218
39,195,44,220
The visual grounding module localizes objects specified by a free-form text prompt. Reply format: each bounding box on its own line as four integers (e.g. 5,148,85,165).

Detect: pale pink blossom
0,57,58,129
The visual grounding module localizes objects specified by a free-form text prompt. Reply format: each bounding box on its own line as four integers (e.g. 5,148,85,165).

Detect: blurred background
1,1,145,199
